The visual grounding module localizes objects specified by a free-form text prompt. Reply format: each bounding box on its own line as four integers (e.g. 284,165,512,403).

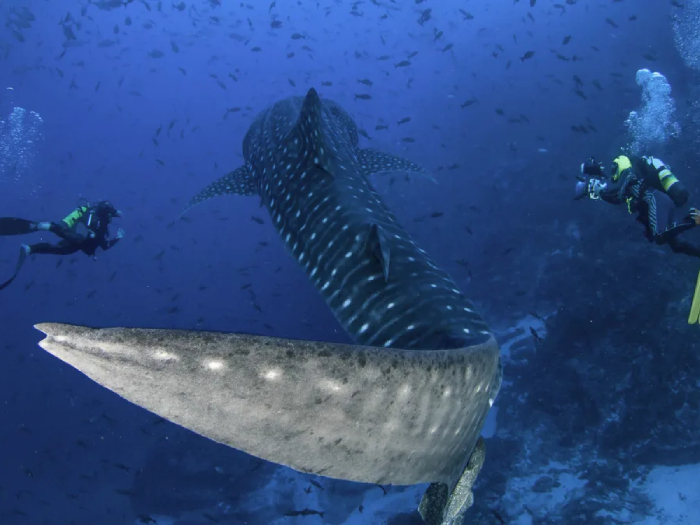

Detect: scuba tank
67,197,97,238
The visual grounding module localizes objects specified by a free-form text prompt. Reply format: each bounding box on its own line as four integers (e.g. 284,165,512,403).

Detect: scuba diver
0,199,124,290
575,154,700,258
576,155,700,324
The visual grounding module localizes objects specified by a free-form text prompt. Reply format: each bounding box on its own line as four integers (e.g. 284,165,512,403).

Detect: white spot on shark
320,379,342,392
206,361,225,371
154,350,179,362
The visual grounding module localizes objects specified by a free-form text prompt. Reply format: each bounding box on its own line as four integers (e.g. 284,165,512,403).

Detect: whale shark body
185,89,492,351
35,89,501,523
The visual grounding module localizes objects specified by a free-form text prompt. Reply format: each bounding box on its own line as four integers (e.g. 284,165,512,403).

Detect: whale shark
184,89,492,351
35,88,501,524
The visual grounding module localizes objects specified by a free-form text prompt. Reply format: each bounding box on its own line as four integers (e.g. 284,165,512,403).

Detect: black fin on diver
368,223,390,283
0,245,29,291
0,217,37,236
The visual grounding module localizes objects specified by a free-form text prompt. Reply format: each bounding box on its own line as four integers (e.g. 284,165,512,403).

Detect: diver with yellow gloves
0,199,124,291
575,155,700,323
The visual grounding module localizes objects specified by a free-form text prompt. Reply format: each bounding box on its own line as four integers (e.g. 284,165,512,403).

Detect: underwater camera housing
579,156,605,180
575,156,606,200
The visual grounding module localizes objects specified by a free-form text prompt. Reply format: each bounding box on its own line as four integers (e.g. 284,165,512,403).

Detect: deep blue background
0,0,696,523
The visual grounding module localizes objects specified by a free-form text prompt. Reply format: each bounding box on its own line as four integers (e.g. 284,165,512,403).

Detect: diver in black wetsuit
575,155,700,258
0,200,124,290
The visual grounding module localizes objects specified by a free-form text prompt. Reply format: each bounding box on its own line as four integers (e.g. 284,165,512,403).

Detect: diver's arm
99,229,124,251
101,238,120,250
576,178,618,203
600,171,641,205
598,181,625,204
576,156,625,204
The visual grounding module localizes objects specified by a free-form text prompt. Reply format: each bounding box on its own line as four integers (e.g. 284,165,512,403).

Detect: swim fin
688,268,700,324
0,217,37,236
0,245,29,291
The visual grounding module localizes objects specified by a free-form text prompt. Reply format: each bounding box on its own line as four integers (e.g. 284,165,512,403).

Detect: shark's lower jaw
35,323,501,486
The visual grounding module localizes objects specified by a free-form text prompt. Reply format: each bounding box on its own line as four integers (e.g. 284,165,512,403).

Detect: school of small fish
0,0,673,521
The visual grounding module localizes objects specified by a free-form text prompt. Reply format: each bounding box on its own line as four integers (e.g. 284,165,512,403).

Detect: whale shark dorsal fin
368,222,390,283
180,165,257,216
357,148,436,183
286,88,335,177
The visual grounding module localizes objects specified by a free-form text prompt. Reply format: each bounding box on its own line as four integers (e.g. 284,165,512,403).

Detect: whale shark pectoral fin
368,223,390,283
181,165,257,217
418,483,449,525
357,148,436,183
419,436,487,525
443,436,486,522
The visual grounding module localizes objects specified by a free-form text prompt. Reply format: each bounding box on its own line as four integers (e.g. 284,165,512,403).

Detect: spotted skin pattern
185,89,492,350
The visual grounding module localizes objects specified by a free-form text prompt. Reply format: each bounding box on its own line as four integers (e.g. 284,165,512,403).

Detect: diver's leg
27,240,81,256
0,219,80,239
1,241,79,290
667,236,700,258
47,222,85,243
646,190,673,239
649,192,700,254
656,215,700,258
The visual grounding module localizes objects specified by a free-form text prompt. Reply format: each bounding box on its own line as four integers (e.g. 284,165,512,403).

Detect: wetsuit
29,205,120,257
0,201,122,290
599,166,700,258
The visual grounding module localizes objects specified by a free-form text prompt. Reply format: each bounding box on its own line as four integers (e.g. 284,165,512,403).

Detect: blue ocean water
1,0,700,524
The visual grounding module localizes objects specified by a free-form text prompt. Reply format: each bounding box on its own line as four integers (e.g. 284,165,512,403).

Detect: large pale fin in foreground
34,323,501,487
